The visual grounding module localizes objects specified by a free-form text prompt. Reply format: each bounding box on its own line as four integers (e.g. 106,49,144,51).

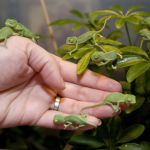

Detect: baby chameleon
5,19,39,43
138,28,150,40
91,50,122,69
66,16,111,55
53,114,98,130
80,92,136,115
0,27,19,46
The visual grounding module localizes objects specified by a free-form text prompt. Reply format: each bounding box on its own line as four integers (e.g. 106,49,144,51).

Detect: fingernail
98,119,102,126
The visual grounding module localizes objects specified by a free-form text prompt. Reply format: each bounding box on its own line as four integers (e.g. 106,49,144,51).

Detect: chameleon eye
69,39,74,43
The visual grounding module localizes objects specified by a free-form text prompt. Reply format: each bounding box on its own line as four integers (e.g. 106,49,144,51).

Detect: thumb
27,43,66,91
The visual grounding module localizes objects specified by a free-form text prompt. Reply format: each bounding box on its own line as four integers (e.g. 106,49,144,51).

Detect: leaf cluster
66,116,148,150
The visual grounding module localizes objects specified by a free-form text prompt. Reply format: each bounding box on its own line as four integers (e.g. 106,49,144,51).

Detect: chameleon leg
112,64,117,69
92,34,99,46
32,37,36,43
97,34,103,38
12,33,20,36
68,41,78,55
4,37,7,46
64,122,72,129
19,30,24,36
76,125,86,130
116,102,121,111
81,114,89,120
99,60,110,66
105,102,119,112
117,53,123,59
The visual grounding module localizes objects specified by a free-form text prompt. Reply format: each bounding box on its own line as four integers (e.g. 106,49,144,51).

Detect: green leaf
127,61,150,82
117,124,145,143
120,46,149,59
96,37,122,45
120,81,131,91
70,9,83,19
73,48,94,59
135,78,145,95
147,43,150,52
115,17,126,28
56,43,85,55
126,16,139,25
49,19,64,25
77,51,93,74
90,10,120,16
134,15,145,21
72,22,84,30
118,143,143,150
96,120,109,143
109,5,123,14
130,11,150,16
68,134,104,148
139,141,150,150
108,115,121,141
116,55,146,68
98,15,117,24
107,30,124,40
125,96,145,114
126,5,144,16
49,19,76,26
56,19,77,27
62,47,92,60
86,13,98,22
145,69,150,92
100,45,122,54
88,64,102,74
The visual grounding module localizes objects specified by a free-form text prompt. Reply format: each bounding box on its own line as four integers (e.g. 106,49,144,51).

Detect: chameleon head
124,94,136,104
91,52,103,62
66,37,77,44
13,23,22,30
53,114,64,123
5,19,17,28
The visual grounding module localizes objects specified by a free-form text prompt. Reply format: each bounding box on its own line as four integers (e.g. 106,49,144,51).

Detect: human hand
0,36,122,130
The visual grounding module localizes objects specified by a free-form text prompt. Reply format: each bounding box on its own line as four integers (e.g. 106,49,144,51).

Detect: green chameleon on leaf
91,50,122,69
66,16,111,55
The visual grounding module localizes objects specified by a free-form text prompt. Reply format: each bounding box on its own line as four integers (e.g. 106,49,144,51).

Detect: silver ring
53,96,61,111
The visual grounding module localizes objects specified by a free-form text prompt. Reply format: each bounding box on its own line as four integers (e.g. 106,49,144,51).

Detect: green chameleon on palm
5,19,39,43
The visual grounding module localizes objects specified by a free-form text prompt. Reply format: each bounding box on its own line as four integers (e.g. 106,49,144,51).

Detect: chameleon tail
80,102,104,115
98,16,111,33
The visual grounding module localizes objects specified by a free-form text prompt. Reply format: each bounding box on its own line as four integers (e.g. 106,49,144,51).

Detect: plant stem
140,39,144,49
125,21,132,46
124,22,136,93
40,0,58,52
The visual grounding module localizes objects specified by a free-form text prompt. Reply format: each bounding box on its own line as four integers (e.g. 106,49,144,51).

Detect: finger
58,82,110,103
55,56,122,92
50,98,122,119
25,38,66,91
35,111,101,130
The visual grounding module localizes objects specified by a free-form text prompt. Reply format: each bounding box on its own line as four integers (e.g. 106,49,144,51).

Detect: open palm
0,36,122,130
